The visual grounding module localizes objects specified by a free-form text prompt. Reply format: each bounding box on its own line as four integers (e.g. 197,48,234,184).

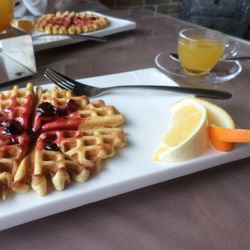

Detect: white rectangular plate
32,11,136,51
1,68,250,231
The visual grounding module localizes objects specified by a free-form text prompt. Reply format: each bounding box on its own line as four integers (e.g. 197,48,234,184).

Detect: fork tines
44,68,75,91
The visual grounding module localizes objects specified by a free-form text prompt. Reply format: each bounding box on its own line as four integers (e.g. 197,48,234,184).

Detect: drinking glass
0,0,15,34
178,28,236,76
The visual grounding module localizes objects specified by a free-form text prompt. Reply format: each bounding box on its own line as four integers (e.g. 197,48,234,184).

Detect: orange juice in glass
178,28,226,76
0,0,14,34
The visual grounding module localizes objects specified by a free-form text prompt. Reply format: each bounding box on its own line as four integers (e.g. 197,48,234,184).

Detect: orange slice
209,126,250,151
12,19,35,34
186,97,236,152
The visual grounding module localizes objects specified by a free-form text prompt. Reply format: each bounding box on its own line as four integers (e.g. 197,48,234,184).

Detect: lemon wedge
190,97,235,129
154,98,209,162
12,19,35,34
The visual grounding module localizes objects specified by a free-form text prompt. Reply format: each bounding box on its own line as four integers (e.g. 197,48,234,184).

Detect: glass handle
222,40,239,59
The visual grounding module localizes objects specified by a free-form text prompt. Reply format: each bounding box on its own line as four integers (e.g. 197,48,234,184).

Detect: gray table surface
1,9,250,250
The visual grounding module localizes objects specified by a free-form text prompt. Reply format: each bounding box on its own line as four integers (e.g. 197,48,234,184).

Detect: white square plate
32,11,136,51
1,68,249,231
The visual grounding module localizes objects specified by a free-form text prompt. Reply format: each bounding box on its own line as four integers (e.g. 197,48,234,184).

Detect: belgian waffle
33,88,125,132
13,127,126,196
38,87,89,108
35,11,109,34
0,84,34,199
0,134,27,200
0,83,34,130
0,85,127,198
0,172,12,200
42,100,125,132
13,140,86,196
33,87,89,132
58,127,126,171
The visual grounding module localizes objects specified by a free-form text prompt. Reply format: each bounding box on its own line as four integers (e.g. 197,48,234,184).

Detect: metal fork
33,34,108,43
44,68,232,99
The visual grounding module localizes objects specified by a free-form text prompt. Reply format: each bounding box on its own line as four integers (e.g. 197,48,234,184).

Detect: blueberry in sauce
66,99,79,113
36,102,56,117
0,119,11,127
55,108,68,117
44,143,60,151
9,137,19,145
43,134,57,144
3,120,24,135
56,99,79,116
37,100,78,119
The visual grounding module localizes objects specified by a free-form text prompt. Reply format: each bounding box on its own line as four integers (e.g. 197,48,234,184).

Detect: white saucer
155,50,242,84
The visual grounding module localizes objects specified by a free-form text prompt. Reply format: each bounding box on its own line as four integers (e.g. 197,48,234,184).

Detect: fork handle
225,56,250,62
33,34,108,43
103,85,231,99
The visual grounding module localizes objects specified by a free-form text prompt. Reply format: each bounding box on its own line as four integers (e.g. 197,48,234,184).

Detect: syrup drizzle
0,99,80,152
33,99,80,150
47,15,99,29
33,99,79,133
3,94,33,130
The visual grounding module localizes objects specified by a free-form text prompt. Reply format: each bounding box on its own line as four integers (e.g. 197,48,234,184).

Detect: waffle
33,87,125,132
33,87,89,132
59,127,126,171
0,86,127,198
0,172,12,200
0,83,34,129
0,84,34,199
35,11,109,34
42,100,125,132
0,126,30,199
12,128,126,196
12,142,85,196
38,87,89,108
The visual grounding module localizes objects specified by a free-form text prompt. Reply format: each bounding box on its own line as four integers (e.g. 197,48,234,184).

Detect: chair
179,0,250,37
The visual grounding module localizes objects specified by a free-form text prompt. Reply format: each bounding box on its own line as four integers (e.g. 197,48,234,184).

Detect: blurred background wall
55,0,250,38
100,0,250,38
100,0,181,16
